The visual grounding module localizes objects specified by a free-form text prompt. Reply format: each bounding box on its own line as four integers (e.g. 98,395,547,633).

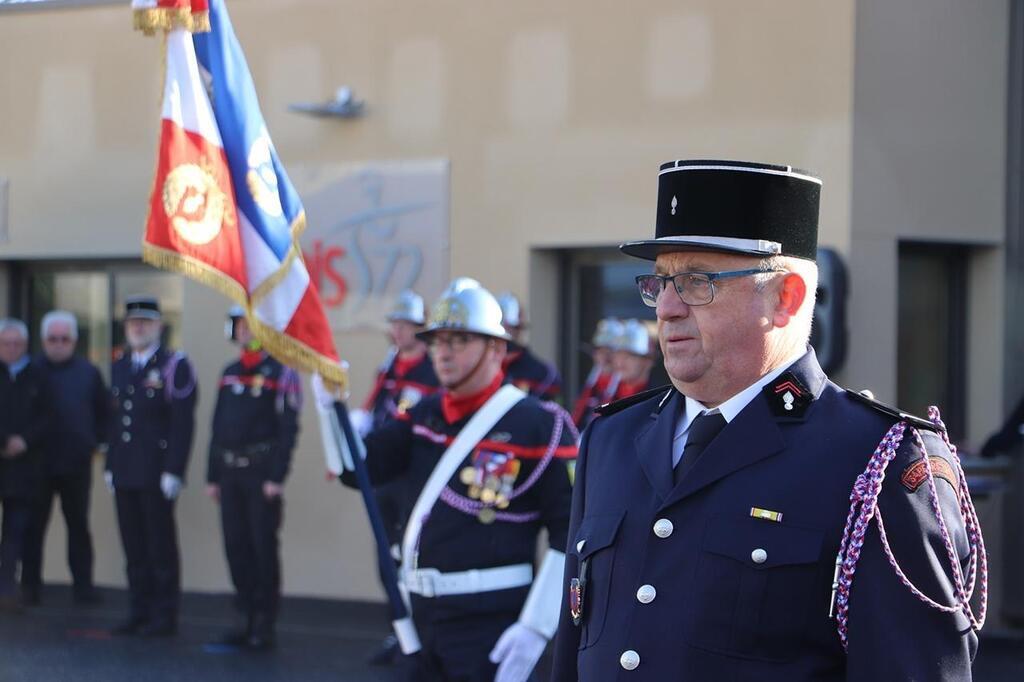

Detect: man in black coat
106,296,197,636
0,318,52,612
551,160,983,681
206,306,300,650
21,310,107,606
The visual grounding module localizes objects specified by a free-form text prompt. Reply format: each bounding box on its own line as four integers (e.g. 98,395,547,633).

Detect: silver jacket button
751,548,768,564
620,650,640,670
121,432,131,443
636,584,657,604
653,518,674,538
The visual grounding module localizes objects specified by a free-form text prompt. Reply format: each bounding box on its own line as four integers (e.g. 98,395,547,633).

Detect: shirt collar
7,354,30,378
131,343,160,367
674,349,807,442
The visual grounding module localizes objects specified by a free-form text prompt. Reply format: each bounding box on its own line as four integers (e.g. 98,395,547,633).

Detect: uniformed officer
343,278,577,682
206,306,300,651
551,160,983,680
497,292,563,402
608,319,657,401
0,318,52,612
106,296,197,636
350,291,440,665
571,319,623,432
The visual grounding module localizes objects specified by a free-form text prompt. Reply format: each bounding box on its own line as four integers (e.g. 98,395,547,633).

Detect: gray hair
41,310,79,341
0,318,29,340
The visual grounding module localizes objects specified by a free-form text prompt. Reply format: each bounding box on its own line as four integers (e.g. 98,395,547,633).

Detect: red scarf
393,351,425,378
441,372,505,424
615,378,649,400
240,349,266,370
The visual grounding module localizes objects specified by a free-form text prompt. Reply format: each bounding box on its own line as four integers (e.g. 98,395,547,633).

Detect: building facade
0,0,1018,607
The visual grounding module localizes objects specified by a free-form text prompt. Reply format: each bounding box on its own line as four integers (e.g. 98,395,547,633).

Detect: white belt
402,563,533,598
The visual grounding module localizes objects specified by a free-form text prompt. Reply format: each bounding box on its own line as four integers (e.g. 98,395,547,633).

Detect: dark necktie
674,412,727,485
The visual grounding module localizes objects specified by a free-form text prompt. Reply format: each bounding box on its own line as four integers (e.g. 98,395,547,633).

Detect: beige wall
4,0,857,599
847,0,1009,445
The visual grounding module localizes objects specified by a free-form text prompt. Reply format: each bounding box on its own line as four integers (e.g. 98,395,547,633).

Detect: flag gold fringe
134,8,210,36
142,241,349,391
249,212,306,303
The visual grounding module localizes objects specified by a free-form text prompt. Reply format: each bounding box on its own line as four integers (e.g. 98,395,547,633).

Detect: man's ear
772,272,807,328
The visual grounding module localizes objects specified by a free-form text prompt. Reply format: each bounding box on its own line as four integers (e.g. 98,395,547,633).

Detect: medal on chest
459,450,521,513
251,373,265,397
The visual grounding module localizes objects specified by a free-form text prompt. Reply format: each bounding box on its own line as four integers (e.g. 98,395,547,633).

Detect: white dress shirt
671,350,806,468
131,343,160,371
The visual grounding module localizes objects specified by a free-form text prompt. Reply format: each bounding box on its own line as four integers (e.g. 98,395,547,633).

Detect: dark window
557,248,668,402
897,242,967,440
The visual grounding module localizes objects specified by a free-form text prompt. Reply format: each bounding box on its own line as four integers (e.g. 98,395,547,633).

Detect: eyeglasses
635,268,786,307
45,336,73,343
427,332,474,352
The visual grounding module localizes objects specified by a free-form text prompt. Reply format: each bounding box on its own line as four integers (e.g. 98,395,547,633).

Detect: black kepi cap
620,159,821,262
124,295,161,320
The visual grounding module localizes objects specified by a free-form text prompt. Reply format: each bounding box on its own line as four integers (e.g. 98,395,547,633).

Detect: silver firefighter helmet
591,317,624,349
496,292,526,330
615,318,655,357
386,290,426,325
418,277,511,341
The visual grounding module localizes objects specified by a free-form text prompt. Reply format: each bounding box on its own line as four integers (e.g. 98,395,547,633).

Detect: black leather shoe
213,627,250,647
245,631,275,652
139,620,177,637
110,617,147,636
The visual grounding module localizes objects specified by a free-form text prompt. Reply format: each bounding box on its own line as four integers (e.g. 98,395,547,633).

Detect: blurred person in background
571,318,623,431
105,296,197,637
609,318,658,400
0,318,52,613
497,293,562,403
21,311,107,606
205,306,301,651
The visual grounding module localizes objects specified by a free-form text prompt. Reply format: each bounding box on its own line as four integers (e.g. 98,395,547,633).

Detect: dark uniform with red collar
207,350,300,646
503,343,562,403
346,377,576,680
106,345,197,632
365,352,440,431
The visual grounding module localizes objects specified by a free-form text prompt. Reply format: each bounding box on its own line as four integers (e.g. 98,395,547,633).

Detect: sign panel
293,159,450,330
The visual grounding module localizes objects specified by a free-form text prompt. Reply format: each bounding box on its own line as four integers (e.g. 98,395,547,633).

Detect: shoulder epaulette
845,389,941,433
595,385,674,417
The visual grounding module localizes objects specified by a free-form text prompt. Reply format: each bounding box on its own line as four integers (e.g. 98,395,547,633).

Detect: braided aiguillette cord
831,407,986,651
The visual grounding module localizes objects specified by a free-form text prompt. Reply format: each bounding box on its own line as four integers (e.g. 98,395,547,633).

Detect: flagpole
330,400,421,655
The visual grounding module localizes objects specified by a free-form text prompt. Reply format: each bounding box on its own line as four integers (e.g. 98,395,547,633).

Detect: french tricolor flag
134,0,346,387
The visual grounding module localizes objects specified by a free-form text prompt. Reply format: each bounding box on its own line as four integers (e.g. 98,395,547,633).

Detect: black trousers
21,471,94,595
219,469,282,627
400,604,535,682
114,487,180,625
0,497,32,597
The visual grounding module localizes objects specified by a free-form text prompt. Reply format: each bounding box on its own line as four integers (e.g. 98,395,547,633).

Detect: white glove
104,471,114,493
348,408,373,438
160,472,183,500
489,622,547,682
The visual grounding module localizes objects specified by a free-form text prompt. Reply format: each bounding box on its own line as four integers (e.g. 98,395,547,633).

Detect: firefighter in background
206,306,301,651
497,292,562,402
610,318,658,400
350,291,440,665
571,318,623,431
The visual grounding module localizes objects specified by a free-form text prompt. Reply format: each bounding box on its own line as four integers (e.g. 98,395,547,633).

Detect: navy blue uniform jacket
343,391,576,621
504,344,562,403
551,350,977,681
106,347,197,489
206,354,300,485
